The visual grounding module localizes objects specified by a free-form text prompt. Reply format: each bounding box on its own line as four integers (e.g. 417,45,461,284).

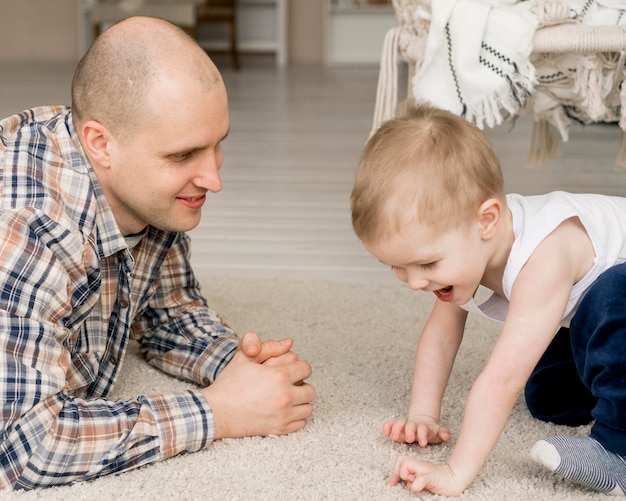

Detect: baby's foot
531,435,626,496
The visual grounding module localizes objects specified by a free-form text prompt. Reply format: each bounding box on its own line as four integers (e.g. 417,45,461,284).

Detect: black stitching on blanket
479,54,507,78
537,71,568,84
577,0,596,20
445,22,467,116
479,43,529,106
537,67,577,84
481,42,518,73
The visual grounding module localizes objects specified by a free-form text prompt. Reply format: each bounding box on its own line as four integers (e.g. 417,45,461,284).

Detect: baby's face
364,220,489,305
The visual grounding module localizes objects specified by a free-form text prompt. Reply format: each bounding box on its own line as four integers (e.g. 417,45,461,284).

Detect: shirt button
109,354,119,365
119,298,129,308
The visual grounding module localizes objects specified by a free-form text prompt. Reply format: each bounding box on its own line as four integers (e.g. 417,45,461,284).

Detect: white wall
0,0,326,64
325,2,396,64
0,0,81,63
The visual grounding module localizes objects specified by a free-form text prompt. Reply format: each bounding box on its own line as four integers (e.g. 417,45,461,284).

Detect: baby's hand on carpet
388,455,463,497
383,415,451,446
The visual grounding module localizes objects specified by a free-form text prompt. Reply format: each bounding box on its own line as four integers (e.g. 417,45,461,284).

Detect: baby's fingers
389,455,418,486
403,420,419,443
428,424,451,444
416,423,452,446
382,420,396,437
383,420,417,443
387,475,401,487
387,420,409,442
416,423,432,447
390,456,438,494
437,425,452,443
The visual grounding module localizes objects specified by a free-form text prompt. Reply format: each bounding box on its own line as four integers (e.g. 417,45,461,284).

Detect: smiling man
0,16,315,490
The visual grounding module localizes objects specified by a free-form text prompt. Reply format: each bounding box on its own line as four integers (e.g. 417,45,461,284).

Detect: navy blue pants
525,262,626,456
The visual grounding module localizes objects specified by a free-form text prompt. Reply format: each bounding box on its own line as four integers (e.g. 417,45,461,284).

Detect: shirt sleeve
0,212,233,489
130,232,240,387
1,387,214,489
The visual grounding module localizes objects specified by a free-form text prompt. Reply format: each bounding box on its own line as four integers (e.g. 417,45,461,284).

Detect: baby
351,101,626,496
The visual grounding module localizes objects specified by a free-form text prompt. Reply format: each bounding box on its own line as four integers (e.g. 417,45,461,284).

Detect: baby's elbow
474,365,527,399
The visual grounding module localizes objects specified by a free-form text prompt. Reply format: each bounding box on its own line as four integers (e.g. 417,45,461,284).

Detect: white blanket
412,0,538,129
411,0,626,132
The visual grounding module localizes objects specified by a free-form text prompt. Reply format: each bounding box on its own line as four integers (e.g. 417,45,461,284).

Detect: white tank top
460,191,626,326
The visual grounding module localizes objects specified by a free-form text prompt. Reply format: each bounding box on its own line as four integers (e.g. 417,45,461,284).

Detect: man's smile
177,194,207,209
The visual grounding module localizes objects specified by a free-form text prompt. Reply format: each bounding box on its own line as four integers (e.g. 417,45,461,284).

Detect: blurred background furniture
194,0,240,70
86,0,287,69
373,0,626,169
90,0,239,69
90,0,204,38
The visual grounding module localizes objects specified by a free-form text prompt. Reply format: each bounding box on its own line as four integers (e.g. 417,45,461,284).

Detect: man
0,16,315,490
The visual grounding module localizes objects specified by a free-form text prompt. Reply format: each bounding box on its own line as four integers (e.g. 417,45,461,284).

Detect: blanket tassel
527,119,560,165
614,131,626,171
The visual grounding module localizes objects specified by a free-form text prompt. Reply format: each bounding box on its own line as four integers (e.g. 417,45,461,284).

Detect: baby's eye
420,262,437,270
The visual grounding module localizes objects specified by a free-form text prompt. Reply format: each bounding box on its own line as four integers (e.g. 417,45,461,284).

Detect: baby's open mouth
434,286,454,302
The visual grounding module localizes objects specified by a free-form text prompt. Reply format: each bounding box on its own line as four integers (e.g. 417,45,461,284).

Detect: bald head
72,16,223,139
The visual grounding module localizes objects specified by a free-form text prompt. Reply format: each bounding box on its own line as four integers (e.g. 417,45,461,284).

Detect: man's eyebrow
163,127,231,158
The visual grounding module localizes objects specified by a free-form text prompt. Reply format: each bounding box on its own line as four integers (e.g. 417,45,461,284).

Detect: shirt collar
67,110,128,259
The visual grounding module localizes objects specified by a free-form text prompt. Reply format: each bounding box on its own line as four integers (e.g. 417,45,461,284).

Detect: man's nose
195,154,222,193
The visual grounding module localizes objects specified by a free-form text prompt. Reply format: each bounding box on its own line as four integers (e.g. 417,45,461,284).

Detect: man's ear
80,120,112,169
477,198,501,240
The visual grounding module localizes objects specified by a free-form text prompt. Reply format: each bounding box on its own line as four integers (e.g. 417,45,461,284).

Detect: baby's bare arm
444,220,594,490
385,301,466,445
393,218,596,495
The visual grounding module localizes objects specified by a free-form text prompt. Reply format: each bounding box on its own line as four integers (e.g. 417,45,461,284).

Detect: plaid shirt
0,107,239,490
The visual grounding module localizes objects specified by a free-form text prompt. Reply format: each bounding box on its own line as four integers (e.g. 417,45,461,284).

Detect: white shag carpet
5,277,603,501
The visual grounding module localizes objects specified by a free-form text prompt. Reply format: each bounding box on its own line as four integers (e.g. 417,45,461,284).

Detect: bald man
0,16,314,490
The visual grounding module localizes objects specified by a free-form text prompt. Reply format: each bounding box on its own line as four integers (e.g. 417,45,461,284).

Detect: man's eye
170,151,194,162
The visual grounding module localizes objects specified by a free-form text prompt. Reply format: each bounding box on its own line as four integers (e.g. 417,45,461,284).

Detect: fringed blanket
529,0,626,145
412,0,537,129
410,0,626,134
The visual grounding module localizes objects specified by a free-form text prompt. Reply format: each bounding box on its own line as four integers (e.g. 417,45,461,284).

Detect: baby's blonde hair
351,101,505,243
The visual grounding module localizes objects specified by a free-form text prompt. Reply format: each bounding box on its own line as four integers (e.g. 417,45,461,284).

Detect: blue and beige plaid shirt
0,107,239,490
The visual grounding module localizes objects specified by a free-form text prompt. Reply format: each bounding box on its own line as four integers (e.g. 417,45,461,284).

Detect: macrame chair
372,0,426,132
373,0,626,169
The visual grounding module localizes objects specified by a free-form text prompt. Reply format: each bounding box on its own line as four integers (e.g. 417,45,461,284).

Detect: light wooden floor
1,61,625,284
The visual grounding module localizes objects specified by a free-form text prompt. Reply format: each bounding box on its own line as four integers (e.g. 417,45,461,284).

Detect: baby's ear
477,198,501,239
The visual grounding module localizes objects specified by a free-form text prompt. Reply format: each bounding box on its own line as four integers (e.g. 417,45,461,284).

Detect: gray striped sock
531,436,626,496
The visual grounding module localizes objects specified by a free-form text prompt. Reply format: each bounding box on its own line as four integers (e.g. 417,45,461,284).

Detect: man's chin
152,217,201,233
